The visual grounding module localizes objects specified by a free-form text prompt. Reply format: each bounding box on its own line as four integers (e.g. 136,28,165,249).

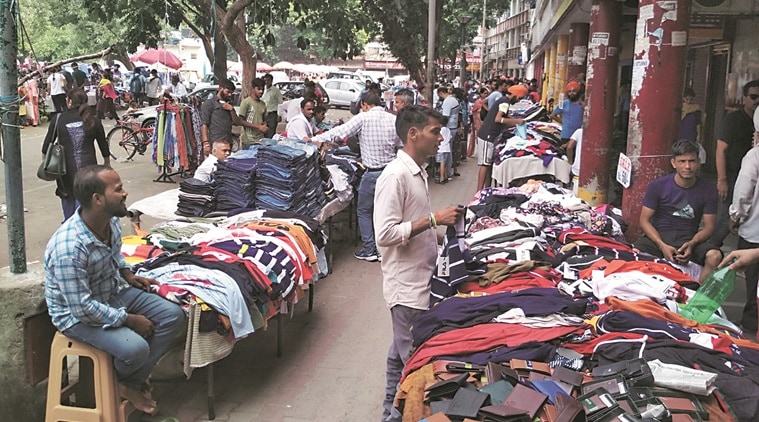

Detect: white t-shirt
47,73,66,95
437,127,452,154
194,155,219,182
570,128,582,176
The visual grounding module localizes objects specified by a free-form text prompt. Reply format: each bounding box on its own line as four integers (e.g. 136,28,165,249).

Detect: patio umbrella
273,61,294,70
130,48,183,70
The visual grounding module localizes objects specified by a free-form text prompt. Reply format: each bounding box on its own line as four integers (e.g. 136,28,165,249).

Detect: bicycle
107,112,155,161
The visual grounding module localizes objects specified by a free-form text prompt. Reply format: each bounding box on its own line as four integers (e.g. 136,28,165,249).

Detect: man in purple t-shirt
634,140,722,282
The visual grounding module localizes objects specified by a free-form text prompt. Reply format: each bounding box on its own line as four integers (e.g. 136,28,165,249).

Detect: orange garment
396,364,435,422
579,259,695,284
606,297,759,351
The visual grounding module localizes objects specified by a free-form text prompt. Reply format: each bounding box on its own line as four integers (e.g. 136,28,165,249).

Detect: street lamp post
458,15,473,88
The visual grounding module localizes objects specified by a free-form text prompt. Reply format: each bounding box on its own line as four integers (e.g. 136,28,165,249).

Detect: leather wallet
429,399,452,415
577,388,617,416
591,358,654,387
485,361,505,384
581,375,628,397
502,383,548,418
510,359,552,375
447,362,486,373
478,404,531,422
478,380,514,405
531,379,572,405
426,372,470,399
552,366,584,387
554,395,585,422
445,387,490,419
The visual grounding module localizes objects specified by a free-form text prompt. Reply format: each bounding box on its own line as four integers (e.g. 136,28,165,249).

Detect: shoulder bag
37,115,66,181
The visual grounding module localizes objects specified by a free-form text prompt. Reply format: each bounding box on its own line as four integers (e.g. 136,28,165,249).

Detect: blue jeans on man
357,170,381,258
63,286,186,390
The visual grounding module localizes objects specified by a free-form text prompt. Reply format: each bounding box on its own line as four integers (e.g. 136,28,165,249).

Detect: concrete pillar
568,23,590,83
621,0,693,239
542,51,551,106
547,43,557,106
556,34,569,100
578,0,622,205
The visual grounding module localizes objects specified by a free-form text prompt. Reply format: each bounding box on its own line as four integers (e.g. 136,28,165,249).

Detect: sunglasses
748,94,759,101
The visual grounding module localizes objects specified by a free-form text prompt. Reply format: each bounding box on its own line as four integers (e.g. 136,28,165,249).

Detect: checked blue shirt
44,210,131,331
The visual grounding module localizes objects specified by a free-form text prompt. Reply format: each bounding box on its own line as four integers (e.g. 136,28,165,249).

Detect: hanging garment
430,215,487,304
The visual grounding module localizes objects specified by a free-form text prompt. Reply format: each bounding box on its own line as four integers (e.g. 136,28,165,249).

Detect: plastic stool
46,332,134,422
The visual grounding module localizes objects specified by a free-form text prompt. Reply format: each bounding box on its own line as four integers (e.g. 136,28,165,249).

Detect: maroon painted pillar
621,0,693,239
567,23,590,83
577,0,621,205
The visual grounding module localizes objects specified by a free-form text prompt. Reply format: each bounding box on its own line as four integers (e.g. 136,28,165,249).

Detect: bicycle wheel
107,126,138,161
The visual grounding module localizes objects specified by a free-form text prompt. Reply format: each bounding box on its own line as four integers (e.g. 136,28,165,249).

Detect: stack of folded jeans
215,152,258,211
255,140,326,217
177,178,216,217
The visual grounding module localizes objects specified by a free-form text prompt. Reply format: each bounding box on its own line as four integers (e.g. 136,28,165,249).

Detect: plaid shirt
44,211,131,331
312,106,401,169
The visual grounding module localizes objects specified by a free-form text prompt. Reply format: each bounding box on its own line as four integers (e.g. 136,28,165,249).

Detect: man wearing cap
551,81,584,157
71,63,87,90
475,85,527,192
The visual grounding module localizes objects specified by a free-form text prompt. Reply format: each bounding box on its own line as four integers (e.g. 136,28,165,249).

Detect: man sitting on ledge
634,139,723,283
44,165,186,414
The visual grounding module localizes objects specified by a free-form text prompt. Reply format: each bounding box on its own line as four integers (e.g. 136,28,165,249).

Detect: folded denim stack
255,140,326,218
215,154,258,211
176,178,215,217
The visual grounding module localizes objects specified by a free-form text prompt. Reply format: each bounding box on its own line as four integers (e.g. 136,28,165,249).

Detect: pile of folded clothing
255,139,326,218
176,178,215,217
509,99,548,122
215,152,258,211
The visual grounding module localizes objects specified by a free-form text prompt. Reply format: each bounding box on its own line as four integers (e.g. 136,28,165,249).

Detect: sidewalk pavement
146,156,481,422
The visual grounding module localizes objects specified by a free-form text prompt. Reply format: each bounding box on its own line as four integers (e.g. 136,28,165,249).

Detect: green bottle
680,266,736,324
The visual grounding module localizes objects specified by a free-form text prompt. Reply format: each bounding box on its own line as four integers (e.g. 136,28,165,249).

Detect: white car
321,79,363,108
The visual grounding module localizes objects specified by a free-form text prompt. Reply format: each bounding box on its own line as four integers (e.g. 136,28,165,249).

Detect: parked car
273,81,330,106
326,70,364,82
321,79,363,108
193,73,242,90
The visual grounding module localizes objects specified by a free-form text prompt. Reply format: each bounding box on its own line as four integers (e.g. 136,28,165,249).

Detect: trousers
383,305,424,422
358,170,381,252
63,287,186,391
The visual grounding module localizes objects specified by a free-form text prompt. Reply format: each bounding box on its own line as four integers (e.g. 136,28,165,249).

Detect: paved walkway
146,155,481,422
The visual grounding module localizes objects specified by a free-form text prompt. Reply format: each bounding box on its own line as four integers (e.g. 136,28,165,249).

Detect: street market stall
393,180,758,422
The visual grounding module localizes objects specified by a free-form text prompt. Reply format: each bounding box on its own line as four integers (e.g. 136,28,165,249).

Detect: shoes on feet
453,172,461,177
354,249,380,262
437,179,448,184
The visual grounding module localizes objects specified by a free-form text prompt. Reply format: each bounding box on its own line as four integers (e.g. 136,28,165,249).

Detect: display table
491,155,572,187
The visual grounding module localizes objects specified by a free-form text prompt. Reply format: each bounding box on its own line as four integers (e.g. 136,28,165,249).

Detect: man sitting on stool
44,165,186,414
634,140,723,283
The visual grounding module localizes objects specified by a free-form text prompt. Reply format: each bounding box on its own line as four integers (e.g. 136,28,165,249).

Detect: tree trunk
212,26,227,82
219,0,256,98
114,51,134,72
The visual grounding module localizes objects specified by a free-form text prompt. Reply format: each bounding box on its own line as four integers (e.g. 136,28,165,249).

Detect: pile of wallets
418,357,729,422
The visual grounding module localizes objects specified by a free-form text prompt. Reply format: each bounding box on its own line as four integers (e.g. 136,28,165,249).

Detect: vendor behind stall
634,140,722,282
194,139,232,182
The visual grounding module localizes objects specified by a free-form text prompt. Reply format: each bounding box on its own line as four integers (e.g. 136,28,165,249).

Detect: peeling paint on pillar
621,0,693,240
579,0,621,206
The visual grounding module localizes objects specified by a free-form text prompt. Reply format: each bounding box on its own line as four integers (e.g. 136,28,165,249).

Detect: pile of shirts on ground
396,180,759,422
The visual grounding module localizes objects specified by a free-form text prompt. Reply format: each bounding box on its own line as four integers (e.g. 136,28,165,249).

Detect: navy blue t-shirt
642,173,718,235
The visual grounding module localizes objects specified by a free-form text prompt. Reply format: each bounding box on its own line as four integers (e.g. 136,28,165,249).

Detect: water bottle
680,266,736,324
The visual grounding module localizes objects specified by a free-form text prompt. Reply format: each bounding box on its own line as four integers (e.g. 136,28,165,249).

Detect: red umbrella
130,48,183,70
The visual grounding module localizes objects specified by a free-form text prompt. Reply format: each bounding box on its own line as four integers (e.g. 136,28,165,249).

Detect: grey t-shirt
201,98,233,143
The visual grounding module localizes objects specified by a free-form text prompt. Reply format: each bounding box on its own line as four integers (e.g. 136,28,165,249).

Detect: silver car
321,79,364,108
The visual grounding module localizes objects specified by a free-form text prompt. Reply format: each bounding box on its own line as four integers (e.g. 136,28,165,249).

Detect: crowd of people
38,66,759,419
